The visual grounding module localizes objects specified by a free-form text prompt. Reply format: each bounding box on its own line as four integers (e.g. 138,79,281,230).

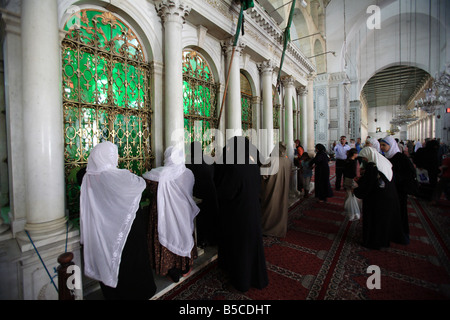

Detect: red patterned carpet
158,162,450,300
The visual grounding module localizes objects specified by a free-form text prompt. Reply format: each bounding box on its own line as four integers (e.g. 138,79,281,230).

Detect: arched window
62,9,153,217
240,72,253,132
182,49,218,151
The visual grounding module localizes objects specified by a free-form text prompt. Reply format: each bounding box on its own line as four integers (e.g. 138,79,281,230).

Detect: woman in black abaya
354,147,407,249
309,144,333,202
186,141,219,247
380,136,415,244
214,136,268,292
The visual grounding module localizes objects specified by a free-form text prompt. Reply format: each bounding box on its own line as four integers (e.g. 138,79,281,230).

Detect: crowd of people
78,135,450,299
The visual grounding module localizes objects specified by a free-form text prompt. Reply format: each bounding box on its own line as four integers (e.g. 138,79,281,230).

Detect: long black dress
214,136,269,292
186,141,219,247
354,163,407,249
99,207,157,300
388,152,416,244
310,147,333,201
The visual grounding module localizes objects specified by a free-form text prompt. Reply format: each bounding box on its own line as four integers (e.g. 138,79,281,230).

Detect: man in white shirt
334,135,351,191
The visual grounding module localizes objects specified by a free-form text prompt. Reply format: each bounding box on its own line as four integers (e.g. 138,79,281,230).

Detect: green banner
277,0,297,87
233,0,255,46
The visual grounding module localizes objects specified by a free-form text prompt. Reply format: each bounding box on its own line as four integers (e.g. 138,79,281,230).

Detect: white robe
80,142,146,288
143,146,200,258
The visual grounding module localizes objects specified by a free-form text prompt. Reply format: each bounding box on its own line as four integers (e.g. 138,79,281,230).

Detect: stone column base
16,217,75,252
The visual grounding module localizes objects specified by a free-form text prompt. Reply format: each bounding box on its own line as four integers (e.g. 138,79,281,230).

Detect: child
343,148,360,220
300,152,313,198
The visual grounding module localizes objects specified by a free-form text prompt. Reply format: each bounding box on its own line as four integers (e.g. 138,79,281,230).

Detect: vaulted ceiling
260,0,431,109
361,65,430,108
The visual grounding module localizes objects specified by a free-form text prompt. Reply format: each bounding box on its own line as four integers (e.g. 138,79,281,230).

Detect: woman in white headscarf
144,146,200,282
354,147,406,249
380,136,417,244
365,137,381,153
80,141,156,299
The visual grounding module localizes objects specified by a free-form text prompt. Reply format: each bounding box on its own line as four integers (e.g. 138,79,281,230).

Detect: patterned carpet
158,163,450,300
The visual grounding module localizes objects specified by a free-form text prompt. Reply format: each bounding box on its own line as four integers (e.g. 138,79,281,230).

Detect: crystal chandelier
390,106,419,126
415,65,450,114
434,64,450,100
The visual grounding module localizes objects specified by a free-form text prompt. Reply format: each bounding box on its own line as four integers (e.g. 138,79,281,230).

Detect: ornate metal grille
62,10,153,217
273,87,281,144
182,50,218,151
240,73,253,134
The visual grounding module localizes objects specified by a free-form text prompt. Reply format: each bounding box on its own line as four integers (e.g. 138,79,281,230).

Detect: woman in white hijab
144,146,200,282
380,136,416,244
354,147,406,249
365,137,381,153
80,141,156,299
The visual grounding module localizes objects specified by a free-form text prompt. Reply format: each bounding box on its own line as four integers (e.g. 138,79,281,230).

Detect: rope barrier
25,230,59,294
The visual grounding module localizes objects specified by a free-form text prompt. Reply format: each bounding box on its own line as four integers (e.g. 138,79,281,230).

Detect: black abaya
310,150,333,201
214,137,268,292
354,163,407,249
100,207,157,300
186,141,219,246
388,152,415,244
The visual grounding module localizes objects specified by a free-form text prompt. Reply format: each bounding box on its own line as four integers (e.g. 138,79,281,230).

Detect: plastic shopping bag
344,194,361,221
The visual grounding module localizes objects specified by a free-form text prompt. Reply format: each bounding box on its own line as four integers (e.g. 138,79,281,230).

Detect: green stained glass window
240,72,253,136
182,50,218,151
62,9,153,218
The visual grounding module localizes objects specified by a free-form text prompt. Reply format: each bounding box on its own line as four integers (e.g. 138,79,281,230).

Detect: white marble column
299,86,308,151
222,38,245,138
307,76,315,154
157,0,190,149
282,76,295,161
430,114,437,139
258,60,274,157
20,0,66,241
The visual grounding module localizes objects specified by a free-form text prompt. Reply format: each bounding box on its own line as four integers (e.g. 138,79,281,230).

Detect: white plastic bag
344,194,361,221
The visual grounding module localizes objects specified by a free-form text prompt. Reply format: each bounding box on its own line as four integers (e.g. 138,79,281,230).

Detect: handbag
416,168,430,184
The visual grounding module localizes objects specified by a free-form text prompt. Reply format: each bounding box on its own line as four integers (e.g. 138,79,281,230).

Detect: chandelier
390,106,419,126
434,64,450,100
414,65,450,114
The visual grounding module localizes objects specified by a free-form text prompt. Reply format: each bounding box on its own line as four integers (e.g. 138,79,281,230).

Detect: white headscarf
359,146,393,181
143,146,199,258
381,136,401,159
80,142,146,288
366,137,381,153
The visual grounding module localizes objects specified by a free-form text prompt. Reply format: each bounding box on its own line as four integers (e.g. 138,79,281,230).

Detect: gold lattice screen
62,10,153,217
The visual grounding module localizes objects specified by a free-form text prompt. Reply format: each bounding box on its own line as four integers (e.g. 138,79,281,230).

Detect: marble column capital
281,75,295,88
257,60,275,74
156,0,191,25
221,37,246,56
307,73,317,82
297,86,308,96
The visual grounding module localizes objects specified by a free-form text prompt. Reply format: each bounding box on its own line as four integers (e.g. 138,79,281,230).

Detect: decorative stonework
297,86,308,96
156,0,191,25
221,37,246,56
281,75,295,88
257,60,275,74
